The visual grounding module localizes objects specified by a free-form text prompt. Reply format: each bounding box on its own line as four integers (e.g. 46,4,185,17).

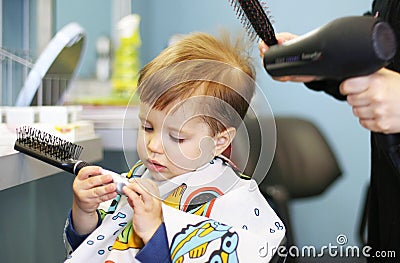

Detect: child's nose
147,133,164,154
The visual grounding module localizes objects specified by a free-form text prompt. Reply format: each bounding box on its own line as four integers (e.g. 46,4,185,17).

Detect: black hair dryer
263,16,397,80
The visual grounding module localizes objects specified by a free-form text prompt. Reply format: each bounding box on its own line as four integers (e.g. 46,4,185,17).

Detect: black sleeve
304,79,347,101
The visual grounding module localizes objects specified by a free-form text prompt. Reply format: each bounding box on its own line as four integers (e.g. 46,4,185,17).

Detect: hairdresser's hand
258,32,297,56
72,166,117,234
259,32,318,83
123,178,163,244
340,68,400,134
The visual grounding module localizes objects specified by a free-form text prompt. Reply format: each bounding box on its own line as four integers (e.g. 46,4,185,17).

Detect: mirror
15,22,86,106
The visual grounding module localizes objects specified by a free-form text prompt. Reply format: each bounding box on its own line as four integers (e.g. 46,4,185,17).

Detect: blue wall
56,0,373,249
55,0,112,78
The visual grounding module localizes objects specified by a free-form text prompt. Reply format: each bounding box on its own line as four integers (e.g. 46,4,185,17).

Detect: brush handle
235,0,278,45
74,160,129,195
234,0,278,46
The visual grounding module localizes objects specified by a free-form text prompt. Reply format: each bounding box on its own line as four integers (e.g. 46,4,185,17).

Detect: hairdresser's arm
72,166,117,235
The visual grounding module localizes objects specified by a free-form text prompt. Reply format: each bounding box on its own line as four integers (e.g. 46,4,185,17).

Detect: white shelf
80,105,139,151
0,136,103,191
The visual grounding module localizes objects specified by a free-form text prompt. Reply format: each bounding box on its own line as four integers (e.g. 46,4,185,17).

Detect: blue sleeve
136,222,171,263
65,209,102,250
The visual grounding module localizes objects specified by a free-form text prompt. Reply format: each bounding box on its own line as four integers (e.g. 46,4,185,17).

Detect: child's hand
72,166,118,234
123,178,163,244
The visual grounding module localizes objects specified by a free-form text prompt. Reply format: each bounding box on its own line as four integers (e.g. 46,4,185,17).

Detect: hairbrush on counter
14,126,128,195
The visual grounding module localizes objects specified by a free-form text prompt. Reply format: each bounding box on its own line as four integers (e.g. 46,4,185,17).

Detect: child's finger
80,174,114,192
90,182,117,197
130,179,160,201
123,179,161,206
76,166,102,180
123,185,143,208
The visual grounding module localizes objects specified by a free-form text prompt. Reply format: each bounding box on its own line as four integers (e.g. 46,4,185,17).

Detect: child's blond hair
138,32,256,135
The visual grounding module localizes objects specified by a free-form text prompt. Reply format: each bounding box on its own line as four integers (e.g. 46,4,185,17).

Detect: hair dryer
263,16,397,80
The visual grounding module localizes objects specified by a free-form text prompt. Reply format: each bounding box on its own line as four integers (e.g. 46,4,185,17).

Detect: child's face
136,102,217,181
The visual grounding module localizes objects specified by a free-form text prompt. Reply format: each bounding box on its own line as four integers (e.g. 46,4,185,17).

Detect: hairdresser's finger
258,41,269,57
275,32,298,44
346,92,373,107
290,76,319,82
271,76,291,82
271,75,317,83
358,118,374,131
352,105,374,119
259,32,298,57
340,77,370,95
363,118,395,134
358,118,385,133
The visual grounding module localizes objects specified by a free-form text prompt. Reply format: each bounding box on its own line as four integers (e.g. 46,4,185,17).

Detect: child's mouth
147,160,166,172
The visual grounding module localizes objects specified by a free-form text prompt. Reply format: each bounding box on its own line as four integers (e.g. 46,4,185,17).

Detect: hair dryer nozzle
373,21,397,61
263,16,397,80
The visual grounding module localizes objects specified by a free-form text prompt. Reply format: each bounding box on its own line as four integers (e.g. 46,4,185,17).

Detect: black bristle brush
14,126,128,194
228,0,278,46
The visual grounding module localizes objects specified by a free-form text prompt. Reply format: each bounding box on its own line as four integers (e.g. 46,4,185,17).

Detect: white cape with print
64,157,285,262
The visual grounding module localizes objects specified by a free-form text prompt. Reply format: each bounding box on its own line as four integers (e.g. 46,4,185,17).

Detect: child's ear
215,127,236,156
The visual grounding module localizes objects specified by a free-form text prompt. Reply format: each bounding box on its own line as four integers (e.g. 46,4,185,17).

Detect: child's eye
170,135,185,143
141,125,153,132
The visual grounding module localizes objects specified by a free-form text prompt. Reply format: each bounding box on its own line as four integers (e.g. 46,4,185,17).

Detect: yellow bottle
112,14,141,98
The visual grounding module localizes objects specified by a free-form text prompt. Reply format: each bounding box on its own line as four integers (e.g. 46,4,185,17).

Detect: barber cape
64,157,285,262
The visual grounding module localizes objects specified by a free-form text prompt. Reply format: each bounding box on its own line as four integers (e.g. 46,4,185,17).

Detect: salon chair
229,113,342,262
